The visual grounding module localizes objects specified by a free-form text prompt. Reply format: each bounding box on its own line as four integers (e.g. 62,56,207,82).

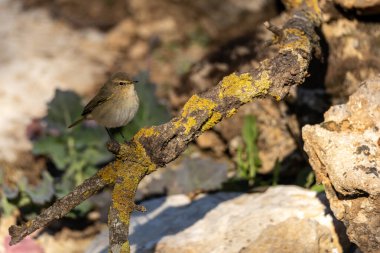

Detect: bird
68,72,139,139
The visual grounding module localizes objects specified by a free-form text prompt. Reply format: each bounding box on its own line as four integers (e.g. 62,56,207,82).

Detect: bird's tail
68,117,84,128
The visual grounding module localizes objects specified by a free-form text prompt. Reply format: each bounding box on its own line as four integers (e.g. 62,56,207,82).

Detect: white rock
0,0,117,162
303,77,380,252
86,186,347,253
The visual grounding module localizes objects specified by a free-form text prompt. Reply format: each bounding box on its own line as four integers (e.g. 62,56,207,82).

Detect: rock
128,0,278,41
323,17,380,104
334,0,380,15
86,186,348,253
240,218,339,253
215,99,297,174
0,0,118,162
302,77,380,253
22,0,128,29
135,151,231,200
195,131,226,156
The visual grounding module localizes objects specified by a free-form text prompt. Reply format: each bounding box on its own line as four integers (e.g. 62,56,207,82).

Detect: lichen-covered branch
9,1,322,252
8,163,117,245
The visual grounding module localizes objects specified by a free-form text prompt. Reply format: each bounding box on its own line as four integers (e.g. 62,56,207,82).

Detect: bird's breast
91,88,139,128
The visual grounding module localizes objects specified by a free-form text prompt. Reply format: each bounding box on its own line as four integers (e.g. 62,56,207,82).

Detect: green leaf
310,184,325,193
22,171,55,205
1,195,17,216
33,135,69,170
44,89,83,131
242,115,258,145
66,201,93,218
234,114,263,187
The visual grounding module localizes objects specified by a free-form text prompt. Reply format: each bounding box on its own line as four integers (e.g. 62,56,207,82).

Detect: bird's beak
132,80,139,84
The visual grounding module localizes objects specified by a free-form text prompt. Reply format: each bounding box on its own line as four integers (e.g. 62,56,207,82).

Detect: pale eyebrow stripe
114,79,132,83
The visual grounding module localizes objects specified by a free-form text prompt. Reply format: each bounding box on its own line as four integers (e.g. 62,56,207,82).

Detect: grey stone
303,77,380,252
86,186,347,253
136,153,230,200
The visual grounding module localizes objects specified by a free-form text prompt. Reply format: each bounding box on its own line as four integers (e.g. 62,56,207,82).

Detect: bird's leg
118,128,126,141
105,127,114,140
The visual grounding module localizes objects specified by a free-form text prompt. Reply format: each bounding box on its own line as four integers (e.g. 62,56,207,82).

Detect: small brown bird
68,72,139,137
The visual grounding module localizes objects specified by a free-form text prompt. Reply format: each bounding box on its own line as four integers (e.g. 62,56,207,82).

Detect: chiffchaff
68,72,139,137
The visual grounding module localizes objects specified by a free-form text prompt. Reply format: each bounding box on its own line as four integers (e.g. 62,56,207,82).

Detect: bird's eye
119,82,125,85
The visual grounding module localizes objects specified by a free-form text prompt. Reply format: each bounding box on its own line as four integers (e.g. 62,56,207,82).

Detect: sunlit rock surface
0,0,117,162
303,77,380,252
86,186,347,253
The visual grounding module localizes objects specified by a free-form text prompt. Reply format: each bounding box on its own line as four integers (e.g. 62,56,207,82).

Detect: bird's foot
107,139,120,154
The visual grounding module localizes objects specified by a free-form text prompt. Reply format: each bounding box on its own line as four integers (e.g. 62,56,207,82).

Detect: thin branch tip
134,204,147,212
263,21,282,37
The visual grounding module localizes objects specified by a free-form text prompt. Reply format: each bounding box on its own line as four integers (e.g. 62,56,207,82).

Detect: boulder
86,186,348,253
303,77,380,252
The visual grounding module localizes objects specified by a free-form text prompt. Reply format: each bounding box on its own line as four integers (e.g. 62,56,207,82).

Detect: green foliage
1,73,170,218
236,115,261,186
0,170,53,217
33,90,112,202
1,90,111,218
304,170,325,193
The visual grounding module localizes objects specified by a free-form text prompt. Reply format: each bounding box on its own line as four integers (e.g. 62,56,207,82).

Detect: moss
201,112,222,131
219,72,271,103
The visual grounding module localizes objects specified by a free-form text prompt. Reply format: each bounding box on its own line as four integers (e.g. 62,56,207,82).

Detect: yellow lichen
107,138,157,228
271,93,281,101
121,241,130,253
181,95,218,117
219,72,271,103
201,112,222,132
281,28,311,53
135,127,158,138
226,108,237,118
306,0,321,18
255,71,271,95
97,163,117,184
183,117,197,134
174,95,219,134
282,0,303,9
219,73,253,102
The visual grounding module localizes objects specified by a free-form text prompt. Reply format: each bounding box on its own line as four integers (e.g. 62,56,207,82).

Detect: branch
9,1,322,252
8,163,117,245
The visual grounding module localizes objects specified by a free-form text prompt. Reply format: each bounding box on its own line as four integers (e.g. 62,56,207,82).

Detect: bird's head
108,72,138,90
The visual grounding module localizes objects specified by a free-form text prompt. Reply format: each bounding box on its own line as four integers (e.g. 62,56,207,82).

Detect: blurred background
1,0,378,252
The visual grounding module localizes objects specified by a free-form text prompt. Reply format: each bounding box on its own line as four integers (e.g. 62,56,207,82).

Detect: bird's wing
82,86,114,116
